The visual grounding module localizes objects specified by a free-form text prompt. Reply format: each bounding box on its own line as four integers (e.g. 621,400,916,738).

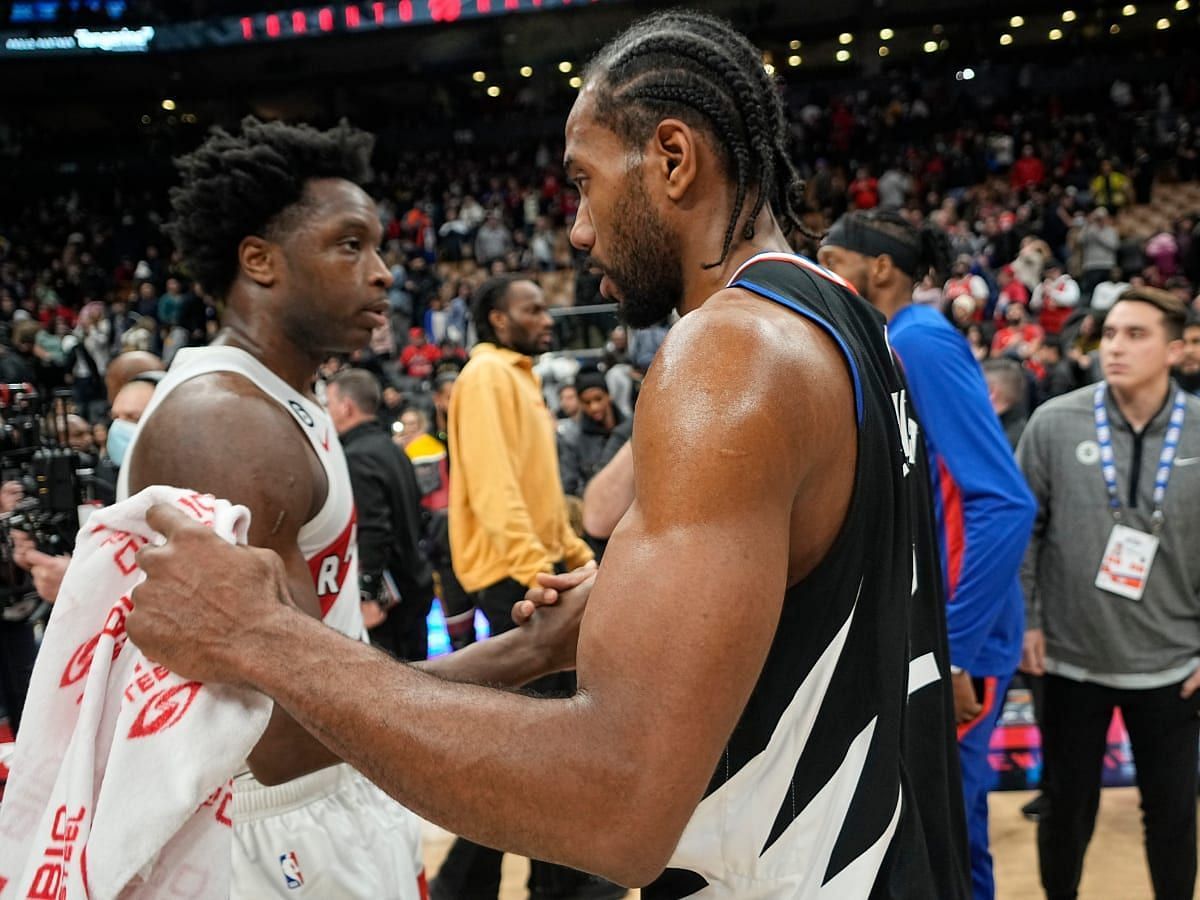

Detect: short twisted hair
166,116,374,299
585,10,811,268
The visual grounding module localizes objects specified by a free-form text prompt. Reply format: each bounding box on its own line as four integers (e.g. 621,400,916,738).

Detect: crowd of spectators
3,59,1200,486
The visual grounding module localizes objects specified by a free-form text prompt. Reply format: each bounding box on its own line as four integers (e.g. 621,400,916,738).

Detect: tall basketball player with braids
130,12,970,897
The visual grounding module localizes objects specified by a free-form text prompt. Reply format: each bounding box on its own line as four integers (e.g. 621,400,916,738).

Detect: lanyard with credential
1093,382,1187,534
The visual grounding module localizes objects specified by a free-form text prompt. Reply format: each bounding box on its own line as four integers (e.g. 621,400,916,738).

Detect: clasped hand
512,561,597,674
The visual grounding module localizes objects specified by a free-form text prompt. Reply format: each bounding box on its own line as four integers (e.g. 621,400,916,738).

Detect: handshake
512,560,599,674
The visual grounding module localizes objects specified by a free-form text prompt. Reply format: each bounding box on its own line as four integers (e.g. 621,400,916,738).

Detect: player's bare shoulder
652,288,855,430
126,371,325,529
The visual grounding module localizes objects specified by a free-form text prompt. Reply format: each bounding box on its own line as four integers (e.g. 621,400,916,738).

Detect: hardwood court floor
423,788,1196,899
989,787,1189,900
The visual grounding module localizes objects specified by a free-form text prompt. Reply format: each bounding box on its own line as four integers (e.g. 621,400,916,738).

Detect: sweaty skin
127,91,858,883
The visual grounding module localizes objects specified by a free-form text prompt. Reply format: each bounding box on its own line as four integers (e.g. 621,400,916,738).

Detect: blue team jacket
890,304,1036,677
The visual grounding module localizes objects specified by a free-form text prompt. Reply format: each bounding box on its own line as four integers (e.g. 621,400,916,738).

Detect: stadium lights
161,98,175,110
1049,28,1063,39
558,60,572,73
789,39,801,49
1010,15,1024,26
923,40,938,52
1110,23,1121,33
140,114,151,124
838,32,853,44
1157,16,1171,27
1122,4,1137,14
879,28,894,40
763,63,776,76
788,54,802,66
1176,0,1190,10
486,85,500,97
1062,10,1077,22
836,49,850,62
1000,32,1014,45
569,76,582,89
878,46,889,57
520,65,532,77
472,70,485,82
955,68,976,80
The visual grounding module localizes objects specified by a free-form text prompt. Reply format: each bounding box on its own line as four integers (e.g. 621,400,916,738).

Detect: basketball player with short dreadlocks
128,12,970,897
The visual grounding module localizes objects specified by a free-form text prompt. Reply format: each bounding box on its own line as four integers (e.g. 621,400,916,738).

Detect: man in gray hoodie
1017,286,1200,900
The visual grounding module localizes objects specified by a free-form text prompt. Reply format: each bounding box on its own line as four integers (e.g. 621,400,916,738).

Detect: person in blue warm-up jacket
820,209,1037,900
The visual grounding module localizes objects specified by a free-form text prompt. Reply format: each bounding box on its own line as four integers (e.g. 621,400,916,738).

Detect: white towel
0,487,273,900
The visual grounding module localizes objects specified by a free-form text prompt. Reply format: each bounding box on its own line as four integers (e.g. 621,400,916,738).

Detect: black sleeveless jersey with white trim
644,254,970,900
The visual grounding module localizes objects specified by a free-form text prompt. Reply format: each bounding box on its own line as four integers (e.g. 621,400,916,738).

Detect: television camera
0,383,104,620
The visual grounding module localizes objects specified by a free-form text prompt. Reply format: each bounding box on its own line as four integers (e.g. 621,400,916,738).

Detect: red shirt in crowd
992,323,1045,357
994,280,1031,321
1010,155,1046,191
849,177,880,210
400,342,442,379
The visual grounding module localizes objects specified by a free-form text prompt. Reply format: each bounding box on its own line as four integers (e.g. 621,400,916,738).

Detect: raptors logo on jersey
307,513,358,617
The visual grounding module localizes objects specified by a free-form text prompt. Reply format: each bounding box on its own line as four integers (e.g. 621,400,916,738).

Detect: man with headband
820,210,1036,900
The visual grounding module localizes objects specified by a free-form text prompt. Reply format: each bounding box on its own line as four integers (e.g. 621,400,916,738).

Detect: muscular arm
136,299,855,884
582,441,634,539
127,374,345,785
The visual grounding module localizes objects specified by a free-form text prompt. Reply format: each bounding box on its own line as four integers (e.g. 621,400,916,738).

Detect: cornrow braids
585,10,814,269
166,116,374,299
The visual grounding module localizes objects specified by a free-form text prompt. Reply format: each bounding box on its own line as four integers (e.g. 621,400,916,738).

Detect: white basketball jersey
117,345,365,640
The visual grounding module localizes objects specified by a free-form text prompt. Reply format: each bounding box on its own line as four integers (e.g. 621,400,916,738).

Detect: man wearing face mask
10,372,161,604
104,372,162,471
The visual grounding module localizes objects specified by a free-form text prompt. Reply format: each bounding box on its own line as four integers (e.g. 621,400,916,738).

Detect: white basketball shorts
230,763,426,899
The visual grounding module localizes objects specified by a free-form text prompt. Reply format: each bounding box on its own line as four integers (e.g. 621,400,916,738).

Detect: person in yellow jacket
447,276,593,603
1090,158,1133,210
437,274,613,900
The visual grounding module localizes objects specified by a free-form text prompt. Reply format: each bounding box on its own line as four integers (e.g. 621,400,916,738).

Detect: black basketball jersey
644,254,970,900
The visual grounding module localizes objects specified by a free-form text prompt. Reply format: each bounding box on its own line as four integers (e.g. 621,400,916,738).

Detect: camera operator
0,479,38,737
10,372,161,604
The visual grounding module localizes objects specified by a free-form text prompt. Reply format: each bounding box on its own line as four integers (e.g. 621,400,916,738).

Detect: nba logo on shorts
280,851,304,889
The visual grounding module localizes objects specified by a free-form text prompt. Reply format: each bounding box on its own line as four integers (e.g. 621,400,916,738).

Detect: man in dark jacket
557,371,632,497
326,368,434,661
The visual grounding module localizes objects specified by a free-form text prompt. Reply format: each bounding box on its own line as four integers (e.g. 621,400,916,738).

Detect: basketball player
119,117,592,898
818,210,1036,900
129,13,969,896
